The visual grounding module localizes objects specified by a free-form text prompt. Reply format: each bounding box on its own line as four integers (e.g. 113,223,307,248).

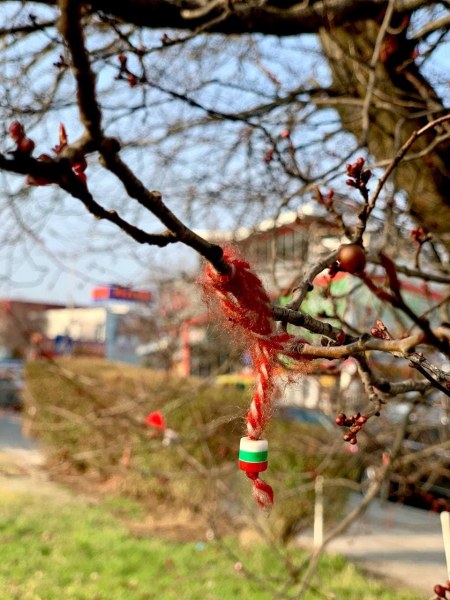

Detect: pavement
0,409,73,499
298,492,448,596
0,408,37,449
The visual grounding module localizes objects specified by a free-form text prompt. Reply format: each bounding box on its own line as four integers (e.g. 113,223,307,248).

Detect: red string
246,471,274,509
201,246,292,510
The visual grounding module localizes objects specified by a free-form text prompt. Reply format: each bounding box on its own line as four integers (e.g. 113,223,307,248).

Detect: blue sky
0,5,449,306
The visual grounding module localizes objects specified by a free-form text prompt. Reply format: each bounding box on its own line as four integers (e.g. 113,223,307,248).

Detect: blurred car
274,405,335,430
0,359,24,410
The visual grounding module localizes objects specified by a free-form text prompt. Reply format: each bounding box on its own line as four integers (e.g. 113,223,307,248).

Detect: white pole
440,511,450,581
314,475,324,548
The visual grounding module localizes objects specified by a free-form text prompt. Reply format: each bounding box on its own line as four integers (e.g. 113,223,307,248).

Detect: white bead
239,437,268,453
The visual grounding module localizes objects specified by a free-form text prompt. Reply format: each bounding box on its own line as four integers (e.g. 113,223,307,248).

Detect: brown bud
9,120,24,142
433,584,448,598
337,244,366,274
17,137,35,155
335,413,346,426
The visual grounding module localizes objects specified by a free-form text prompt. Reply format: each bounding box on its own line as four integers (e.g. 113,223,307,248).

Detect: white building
44,286,155,364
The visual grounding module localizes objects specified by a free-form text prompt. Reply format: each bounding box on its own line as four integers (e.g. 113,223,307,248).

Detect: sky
0,5,449,307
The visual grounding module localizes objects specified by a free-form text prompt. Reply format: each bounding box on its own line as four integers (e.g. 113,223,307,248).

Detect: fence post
314,475,324,548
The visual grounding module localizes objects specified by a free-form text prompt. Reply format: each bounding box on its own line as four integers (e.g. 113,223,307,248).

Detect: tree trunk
319,18,450,251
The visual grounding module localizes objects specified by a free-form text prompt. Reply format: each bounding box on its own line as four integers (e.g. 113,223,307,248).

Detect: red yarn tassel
201,246,291,509
247,472,274,510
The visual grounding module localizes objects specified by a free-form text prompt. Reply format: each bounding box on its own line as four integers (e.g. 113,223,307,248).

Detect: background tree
0,0,449,595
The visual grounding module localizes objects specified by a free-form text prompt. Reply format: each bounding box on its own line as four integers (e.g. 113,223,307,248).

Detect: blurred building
143,208,345,383
42,286,155,364
144,207,446,412
201,206,343,293
0,299,65,359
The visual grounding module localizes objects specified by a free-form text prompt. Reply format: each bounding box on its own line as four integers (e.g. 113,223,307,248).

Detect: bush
24,358,359,541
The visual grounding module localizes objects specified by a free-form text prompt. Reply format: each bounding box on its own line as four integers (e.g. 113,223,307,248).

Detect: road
0,409,71,499
0,408,37,450
299,492,448,596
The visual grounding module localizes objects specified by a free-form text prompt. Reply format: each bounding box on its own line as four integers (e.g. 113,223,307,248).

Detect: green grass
0,492,421,600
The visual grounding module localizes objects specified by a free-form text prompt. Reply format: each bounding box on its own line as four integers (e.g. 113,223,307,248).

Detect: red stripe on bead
238,460,268,473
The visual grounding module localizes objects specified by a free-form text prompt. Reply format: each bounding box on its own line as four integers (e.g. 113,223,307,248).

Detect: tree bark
84,0,430,35
320,17,450,249
86,1,450,246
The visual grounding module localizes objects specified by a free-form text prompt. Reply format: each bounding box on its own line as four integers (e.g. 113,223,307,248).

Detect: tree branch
58,0,103,142
85,0,433,36
57,0,232,275
272,305,355,343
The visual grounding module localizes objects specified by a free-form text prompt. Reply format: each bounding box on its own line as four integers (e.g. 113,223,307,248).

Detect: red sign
92,286,152,304
145,411,165,430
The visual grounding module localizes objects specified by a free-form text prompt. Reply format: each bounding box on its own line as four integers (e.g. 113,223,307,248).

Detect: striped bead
238,437,268,473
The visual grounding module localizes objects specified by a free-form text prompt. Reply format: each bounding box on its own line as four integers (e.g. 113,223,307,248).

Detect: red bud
9,121,24,142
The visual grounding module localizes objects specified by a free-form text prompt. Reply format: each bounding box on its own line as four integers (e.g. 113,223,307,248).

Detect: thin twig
297,405,414,595
361,0,396,142
368,114,450,211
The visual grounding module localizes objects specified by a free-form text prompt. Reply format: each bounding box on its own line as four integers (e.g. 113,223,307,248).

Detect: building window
293,229,308,261
255,237,269,264
274,228,308,262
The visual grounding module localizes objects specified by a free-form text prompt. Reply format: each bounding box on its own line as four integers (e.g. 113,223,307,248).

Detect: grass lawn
0,490,422,600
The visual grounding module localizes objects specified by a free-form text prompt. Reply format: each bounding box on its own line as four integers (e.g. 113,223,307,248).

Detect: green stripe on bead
238,449,268,463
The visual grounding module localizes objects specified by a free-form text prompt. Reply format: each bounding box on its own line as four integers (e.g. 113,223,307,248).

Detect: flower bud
9,121,24,142
335,413,346,426
433,584,448,598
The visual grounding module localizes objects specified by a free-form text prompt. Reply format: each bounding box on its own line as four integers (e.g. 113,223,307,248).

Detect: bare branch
368,114,450,214
58,0,103,143
272,305,355,343
57,0,232,274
